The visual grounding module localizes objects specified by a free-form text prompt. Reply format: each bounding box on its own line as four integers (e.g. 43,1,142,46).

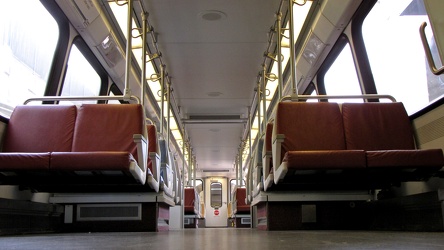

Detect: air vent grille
202,169,230,173
189,115,241,120
183,115,246,124
77,204,141,221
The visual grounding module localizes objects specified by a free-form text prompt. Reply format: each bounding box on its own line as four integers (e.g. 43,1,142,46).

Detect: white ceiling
143,0,279,177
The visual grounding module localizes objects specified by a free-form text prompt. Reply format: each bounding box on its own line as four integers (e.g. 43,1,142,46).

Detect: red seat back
273,102,346,160
236,188,249,212
265,122,273,152
72,104,145,161
184,187,196,213
342,103,415,150
3,105,76,152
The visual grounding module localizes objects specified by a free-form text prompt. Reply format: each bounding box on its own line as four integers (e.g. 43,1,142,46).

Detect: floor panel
1,229,444,249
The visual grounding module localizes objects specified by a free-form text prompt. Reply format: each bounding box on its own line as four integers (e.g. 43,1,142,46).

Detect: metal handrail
24,95,140,105
420,22,444,75
281,94,397,102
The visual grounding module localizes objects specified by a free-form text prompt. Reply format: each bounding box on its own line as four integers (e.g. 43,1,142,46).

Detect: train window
304,83,318,102
363,0,444,114
192,179,203,188
324,43,362,103
0,1,58,117
210,182,222,209
230,179,245,188
108,84,129,104
60,44,101,105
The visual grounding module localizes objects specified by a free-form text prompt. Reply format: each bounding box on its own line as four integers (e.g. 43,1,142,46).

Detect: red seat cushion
284,150,366,170
366,149,444,168
50,152,135,171
0,153,50,170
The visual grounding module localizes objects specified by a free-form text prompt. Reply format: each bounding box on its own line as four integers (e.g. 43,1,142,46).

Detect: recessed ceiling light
199,10,227,21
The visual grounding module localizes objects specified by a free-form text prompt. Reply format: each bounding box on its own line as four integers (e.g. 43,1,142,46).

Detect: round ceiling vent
199,10,227,21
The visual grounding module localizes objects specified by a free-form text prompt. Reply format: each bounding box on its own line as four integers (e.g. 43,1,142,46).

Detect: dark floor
1,228,444,250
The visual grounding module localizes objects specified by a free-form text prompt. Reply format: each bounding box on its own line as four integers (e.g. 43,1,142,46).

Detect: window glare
363,0,444,114
0,1,58,117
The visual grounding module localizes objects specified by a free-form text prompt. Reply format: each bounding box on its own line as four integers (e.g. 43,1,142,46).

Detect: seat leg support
256,201,302,230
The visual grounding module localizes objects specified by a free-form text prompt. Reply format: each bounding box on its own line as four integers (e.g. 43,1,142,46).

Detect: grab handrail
24,95,140,104
420,22,444,75
281,94,397,102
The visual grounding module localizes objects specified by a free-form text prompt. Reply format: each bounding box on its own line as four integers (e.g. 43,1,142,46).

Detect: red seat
184,187,196,214
342,103,444,184
50,104,148,184
235,188,250,213
71,104,144,157
272,102,366,185
0,104,151,190
2,105,76,153
0,105,77,171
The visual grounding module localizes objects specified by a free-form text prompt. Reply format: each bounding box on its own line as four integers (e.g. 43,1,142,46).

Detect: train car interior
1,0,444,248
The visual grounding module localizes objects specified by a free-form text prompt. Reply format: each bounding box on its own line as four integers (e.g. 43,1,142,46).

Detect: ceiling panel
143,0,279,175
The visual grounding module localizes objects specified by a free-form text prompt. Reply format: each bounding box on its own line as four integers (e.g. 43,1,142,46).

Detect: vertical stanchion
235,156,239,187
248,107,252,164
181,126,186,229
276,12,283,100
248,107,252,203
166,79,171,149
140,12,148,105
257,80,262,136
288,0,298,100
239,145,243,186
193,157,196,187
188,144,192,186
124,0,133,98
262,64,268,128
160,65,165,135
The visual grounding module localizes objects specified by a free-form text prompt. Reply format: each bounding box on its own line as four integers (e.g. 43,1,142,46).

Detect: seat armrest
133,134,147,172
272,134,285,178
262,151,272,188
132,134,148,185
149,152,161,186
0,121,7,151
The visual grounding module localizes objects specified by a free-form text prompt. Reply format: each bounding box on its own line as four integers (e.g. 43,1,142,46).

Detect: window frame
40,0,71,97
